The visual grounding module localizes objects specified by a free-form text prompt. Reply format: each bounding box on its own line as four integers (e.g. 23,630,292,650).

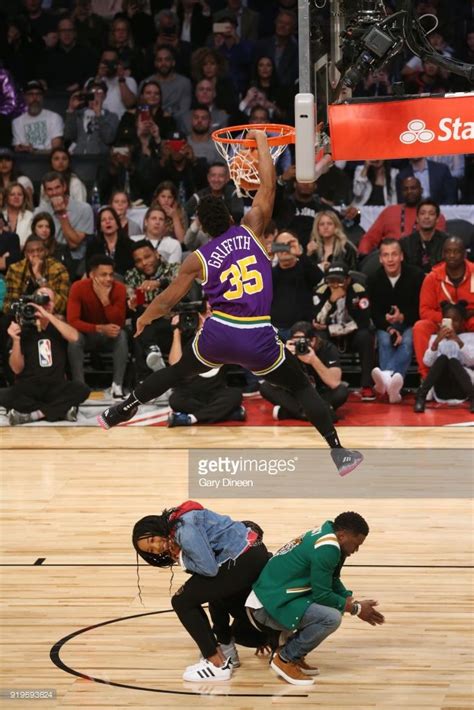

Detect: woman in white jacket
414,301,474,412
352,160,398,207
2,182,33,247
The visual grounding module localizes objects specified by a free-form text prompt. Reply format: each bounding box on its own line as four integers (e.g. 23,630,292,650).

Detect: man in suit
396,158,457,205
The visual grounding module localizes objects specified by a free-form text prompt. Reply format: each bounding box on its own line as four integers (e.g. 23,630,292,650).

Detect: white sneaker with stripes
182,657,233,682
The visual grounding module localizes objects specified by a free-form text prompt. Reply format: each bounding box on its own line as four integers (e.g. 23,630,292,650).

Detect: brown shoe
270,653,315,686
297,656,320,676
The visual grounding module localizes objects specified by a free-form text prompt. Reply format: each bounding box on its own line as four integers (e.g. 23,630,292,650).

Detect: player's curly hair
333,511,369,536
197,195,232,238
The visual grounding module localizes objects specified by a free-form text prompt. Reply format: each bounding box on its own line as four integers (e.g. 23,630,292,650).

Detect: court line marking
50,608,308,699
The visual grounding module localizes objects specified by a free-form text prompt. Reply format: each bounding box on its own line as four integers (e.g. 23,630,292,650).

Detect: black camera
104,60,118,72
295,337,310,356
10,294,50,328
172,300,206,334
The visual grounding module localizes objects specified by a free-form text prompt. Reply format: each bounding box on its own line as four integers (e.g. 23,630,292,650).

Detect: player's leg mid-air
97,130,363,477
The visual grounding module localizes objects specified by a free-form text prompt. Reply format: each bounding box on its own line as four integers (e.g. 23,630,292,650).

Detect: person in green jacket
246,511,385,686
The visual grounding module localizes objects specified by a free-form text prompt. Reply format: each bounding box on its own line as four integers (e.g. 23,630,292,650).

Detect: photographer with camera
271,230,323,342
367,239,424,403
125,239,179,381
3,235,70,316
260,321,348,422
167,308,245,427
313,263,376,401
64,79,119,155
96,48,137,119
0,287,90,426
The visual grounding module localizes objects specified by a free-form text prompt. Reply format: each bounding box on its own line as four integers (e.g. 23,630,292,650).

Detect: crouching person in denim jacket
132,501,270,682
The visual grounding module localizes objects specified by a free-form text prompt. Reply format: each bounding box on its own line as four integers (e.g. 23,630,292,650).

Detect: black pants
426,355,473,401
320,329,375,388
171,543,270,658
133,319,173,382
260,380,348,419
169,385,242,423
134,344,335,440
0,378,90,421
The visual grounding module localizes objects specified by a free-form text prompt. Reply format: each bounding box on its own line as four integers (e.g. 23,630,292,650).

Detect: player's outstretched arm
242,130,276,241
135,253,202,337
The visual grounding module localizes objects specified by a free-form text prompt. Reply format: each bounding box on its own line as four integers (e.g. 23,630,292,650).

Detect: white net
213,125,293,198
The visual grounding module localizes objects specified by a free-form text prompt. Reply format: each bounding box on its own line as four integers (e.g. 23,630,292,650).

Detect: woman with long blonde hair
2,181,33,247
307,210,357,274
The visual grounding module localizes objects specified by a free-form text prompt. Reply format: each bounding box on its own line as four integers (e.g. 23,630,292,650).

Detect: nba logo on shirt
38,339,52,368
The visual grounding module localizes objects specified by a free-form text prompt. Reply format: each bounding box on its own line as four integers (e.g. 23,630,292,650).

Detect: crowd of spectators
0,0,473,425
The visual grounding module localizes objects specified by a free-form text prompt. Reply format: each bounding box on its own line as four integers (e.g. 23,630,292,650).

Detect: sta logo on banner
400,118,474,144
328,95,474,160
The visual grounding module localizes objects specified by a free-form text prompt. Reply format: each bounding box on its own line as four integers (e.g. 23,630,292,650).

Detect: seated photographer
125,239,179,382
313,263,376,401
3,235,70,316
64,80,119,155
260,321,348,421
67,255,128,398
271,230,323,342
414,301,474,413
167,311,245,427
367,239,424,403
0,287,90,426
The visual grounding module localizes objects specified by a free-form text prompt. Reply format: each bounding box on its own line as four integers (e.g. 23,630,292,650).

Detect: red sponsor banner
328,94,474,160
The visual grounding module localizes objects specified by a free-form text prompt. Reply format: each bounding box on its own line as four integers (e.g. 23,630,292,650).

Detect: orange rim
212,123,295,148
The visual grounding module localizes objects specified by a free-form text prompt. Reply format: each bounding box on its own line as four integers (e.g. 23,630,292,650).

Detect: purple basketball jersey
195,225,272,324
193,224,285,374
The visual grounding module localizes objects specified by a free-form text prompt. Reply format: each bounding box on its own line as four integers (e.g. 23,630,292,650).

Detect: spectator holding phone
158,132,208,203
115,80,176,148
64,79,118,155
414,301,474,413
270,230,323,342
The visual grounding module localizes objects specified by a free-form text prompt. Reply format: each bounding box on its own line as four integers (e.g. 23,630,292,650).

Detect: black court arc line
50,608,307,699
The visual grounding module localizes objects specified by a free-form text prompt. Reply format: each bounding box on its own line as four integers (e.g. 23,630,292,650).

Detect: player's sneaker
97,400,138,429
270,652,315,686
220,641,241,667
182,657,233,682
360,386,376,401
331,448,363,477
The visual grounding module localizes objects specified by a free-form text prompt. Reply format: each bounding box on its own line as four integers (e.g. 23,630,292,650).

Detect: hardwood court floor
1,426,473,709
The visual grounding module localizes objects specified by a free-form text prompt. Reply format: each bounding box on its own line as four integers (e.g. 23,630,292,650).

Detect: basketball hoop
212,123,295,198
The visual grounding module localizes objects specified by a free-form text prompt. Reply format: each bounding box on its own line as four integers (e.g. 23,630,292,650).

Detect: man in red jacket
413,237,474,377
358,177,446,256
67,254,129,397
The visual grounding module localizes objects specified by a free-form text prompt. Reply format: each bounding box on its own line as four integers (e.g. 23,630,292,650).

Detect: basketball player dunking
98,131,363,476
